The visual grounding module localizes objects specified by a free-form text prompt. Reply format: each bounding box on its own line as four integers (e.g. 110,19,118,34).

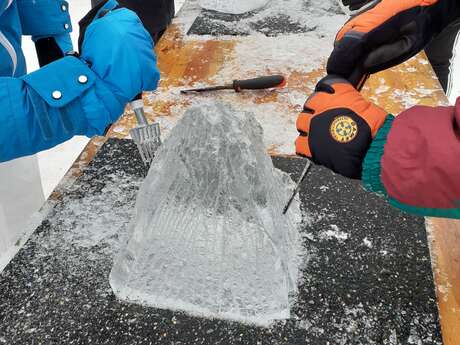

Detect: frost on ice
199,0,270,14
110,101,302,326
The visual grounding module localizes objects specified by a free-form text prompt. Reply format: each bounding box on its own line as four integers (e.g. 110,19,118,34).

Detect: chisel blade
283,159,312,214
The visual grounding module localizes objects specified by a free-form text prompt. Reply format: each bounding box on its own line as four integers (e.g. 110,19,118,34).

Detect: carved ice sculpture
110,101,301,326
198,0,270,14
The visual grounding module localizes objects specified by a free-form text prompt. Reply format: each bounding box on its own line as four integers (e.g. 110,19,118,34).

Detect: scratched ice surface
198,0,270,14
110,101,301,326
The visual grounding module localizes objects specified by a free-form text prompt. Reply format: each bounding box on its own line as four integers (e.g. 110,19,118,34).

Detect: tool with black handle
282,68,369,215
181,75,286,94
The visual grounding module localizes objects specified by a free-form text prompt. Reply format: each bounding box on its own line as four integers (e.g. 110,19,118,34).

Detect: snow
185,0,345,78
199,0,270,14
110,101,302,326
319,224,349,243
362,237,373,248
214,31,340,79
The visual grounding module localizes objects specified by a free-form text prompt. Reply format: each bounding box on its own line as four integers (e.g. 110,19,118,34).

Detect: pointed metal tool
283,159,312,215
129,94,161,166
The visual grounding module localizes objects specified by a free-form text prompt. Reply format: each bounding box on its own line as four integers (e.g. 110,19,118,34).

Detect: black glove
328,0,460,80
34,38,65,67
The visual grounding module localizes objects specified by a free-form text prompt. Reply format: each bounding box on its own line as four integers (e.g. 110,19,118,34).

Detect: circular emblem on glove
330,116,358,143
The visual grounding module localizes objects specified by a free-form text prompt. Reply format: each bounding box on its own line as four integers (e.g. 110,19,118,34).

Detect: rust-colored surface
62,11,459,344
362,53,450,113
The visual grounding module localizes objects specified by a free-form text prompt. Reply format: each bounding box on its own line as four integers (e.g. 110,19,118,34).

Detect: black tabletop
0,139,441,344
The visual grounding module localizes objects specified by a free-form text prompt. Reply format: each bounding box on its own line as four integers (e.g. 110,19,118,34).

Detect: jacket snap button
78,75,88,84
64,23,70,30
61,4,67,11
52,91,62,100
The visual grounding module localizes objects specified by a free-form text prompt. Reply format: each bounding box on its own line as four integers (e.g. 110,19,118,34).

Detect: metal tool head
130,99,162,166
130,123,161,166
283,159,312,214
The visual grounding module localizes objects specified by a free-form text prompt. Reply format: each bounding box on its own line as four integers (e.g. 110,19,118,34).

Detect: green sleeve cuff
362,115,460,219
362,115,395,196
388,200,460,219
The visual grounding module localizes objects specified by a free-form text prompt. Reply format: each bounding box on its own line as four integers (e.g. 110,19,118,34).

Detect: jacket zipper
0,30,17,76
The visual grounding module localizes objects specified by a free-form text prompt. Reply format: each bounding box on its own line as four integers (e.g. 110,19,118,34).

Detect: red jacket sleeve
362,98,460,219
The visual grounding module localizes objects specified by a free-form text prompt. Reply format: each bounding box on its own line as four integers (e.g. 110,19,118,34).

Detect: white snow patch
319,225,349,242
212,32,338,80
319,185,329,192
363,237,373,248
199,0,270,14
50,172,140,255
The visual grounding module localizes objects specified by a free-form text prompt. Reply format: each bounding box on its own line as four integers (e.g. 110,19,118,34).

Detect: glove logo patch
330,116,358,143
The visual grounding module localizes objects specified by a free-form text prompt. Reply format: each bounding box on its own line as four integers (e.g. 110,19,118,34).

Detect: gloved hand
78,0,159,108
35,34,73,67
328,0,459,80
295,75,388,179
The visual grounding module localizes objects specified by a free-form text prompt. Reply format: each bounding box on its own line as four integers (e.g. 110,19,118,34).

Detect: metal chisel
283,160,312,215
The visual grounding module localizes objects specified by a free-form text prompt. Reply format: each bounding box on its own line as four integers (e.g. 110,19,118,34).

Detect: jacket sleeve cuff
21,56,123,137
362,115,395,196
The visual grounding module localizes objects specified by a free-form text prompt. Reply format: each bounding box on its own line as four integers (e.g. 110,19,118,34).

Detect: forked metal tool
129,94,161,166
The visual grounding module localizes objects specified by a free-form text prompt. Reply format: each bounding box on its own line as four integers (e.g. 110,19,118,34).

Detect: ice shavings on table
191,0,345,37
110,101,303,326
199,0,270,14
159,1,347,155
211,33,339,81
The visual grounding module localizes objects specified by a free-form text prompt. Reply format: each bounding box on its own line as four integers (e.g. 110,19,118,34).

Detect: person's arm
16,0,73,66
0,56,118,161
295,76,460,219
328,0,460,80
0,5,160,162
362,99,460,219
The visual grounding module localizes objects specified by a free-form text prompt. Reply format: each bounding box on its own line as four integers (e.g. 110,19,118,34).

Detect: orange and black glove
295,75,388,179
328,0,460,80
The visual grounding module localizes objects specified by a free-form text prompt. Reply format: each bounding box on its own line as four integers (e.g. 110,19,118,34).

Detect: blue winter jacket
0,0,160,162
